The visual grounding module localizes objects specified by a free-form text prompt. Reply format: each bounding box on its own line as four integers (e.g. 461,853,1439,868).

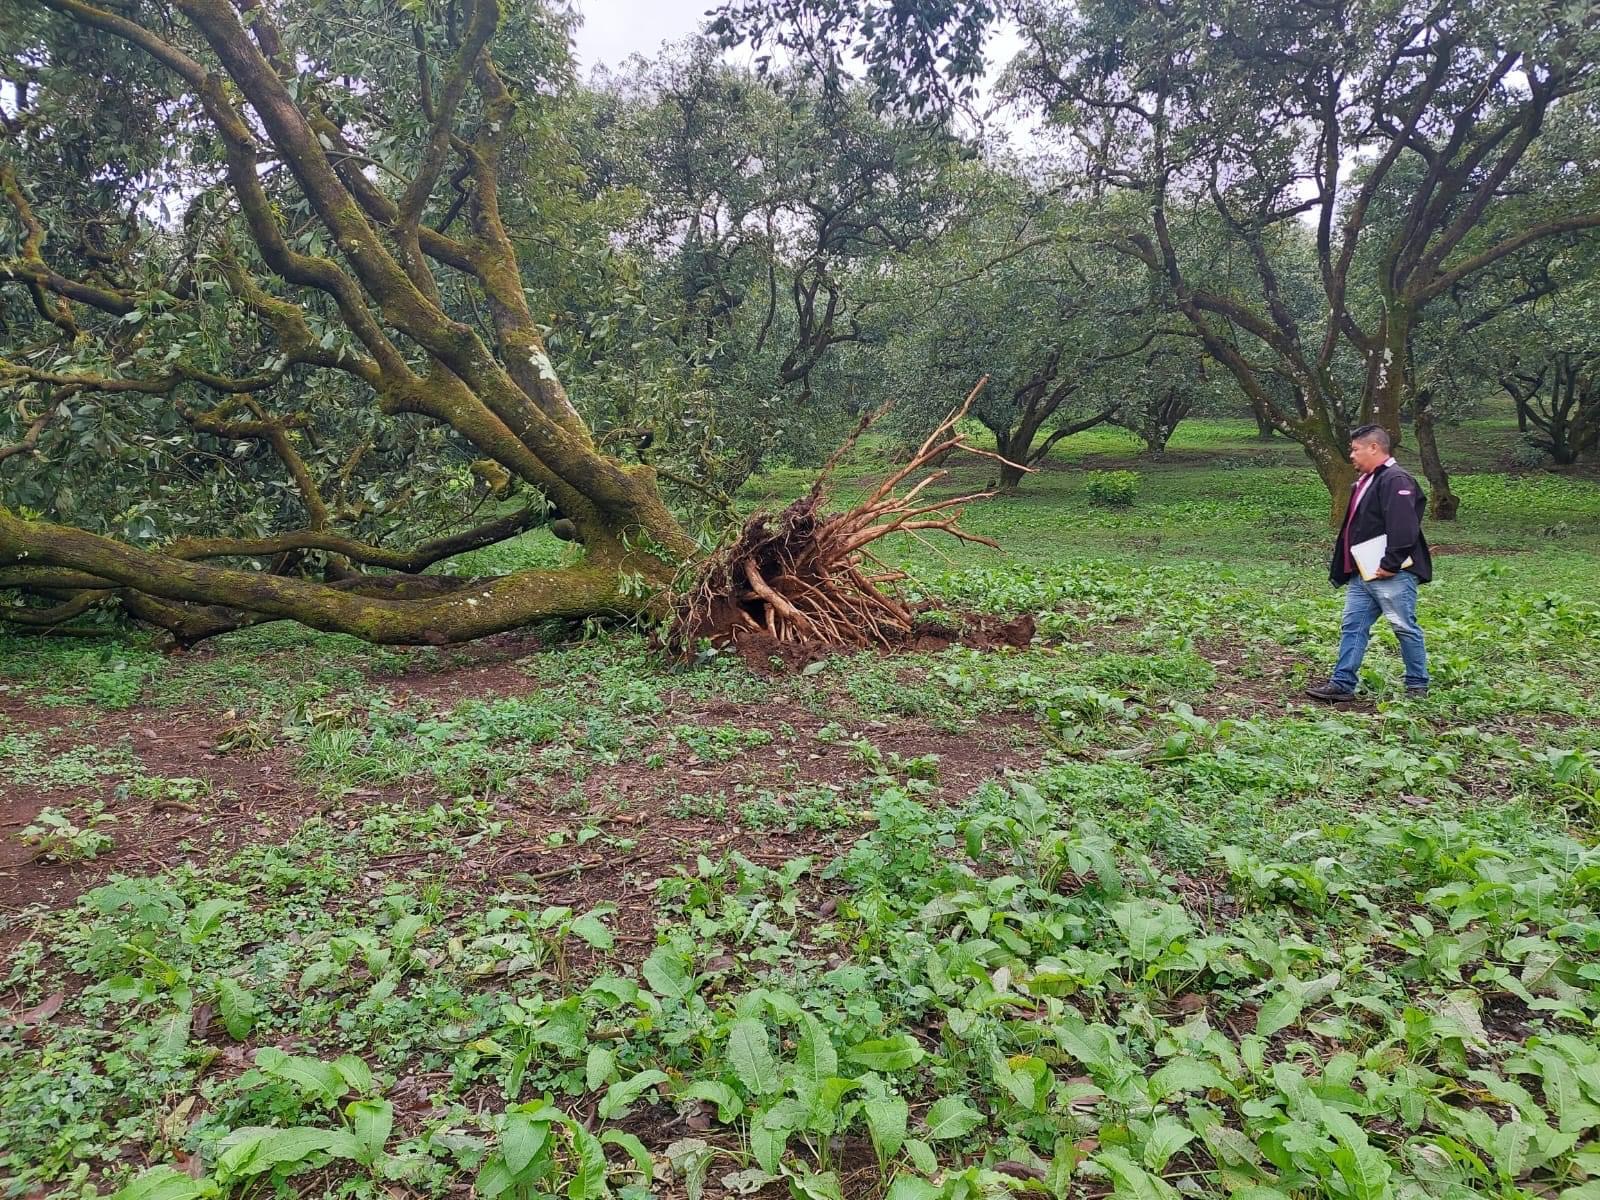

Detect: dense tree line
2,0,1597,642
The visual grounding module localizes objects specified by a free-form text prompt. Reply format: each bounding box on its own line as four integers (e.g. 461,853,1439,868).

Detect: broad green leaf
1110,899,1192,963
475,1155,516,1200
727,1017,781,1096
332,1054,373,1096
216,977,255,1041
1096,1147,1180,1200
255,1049,345,1105
215,1126,346,1182
597,1069,669,1120
721,1167,781,1195
1255,985,1304,1038
110,1166,210,1200
535,1000,587,1056
991,1052,1051,1110
1053,1011,1119,1073
585,1045,616,1091
903,1138,938,1174
786,1167,845,1200
569,909,615,950
752,1121,787,1174
600,1129,653,1179
1529,1048,1600,1133
1322,1110,1393,1200
1046,1134,1079,1195
806,1077,862,1134
863,1093,908,1160
567,1126,609,1200
187,897,235,939
847,1034,926,1071
885,1177,942,1200
1493,1120,1530,1182
501,1113,550,1176
923,1095,984,1140
1141,1117,1195,1171
795,1012,839,1088
1148,1057,1227,1099
642,946,693,1002
156,1009,191,1058
751,988,805,1022
683,1080,744,1123
347,1099,393,1163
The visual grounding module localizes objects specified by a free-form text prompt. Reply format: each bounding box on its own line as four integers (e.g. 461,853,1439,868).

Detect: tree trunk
997,458,1029,492
0,507,663,644
1307,445,1358,529
1365,305,1412,448
1412,389,1459,520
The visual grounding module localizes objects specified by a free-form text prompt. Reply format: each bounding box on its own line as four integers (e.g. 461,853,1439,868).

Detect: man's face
1349,438,1387,474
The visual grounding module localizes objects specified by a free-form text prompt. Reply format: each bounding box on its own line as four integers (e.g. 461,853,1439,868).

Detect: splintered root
668,378,1018,656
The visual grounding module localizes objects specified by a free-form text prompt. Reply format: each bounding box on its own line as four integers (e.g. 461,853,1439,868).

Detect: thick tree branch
0,507,638,644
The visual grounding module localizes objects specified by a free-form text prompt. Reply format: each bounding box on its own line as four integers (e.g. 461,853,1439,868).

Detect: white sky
567,0,1039,148
569,0,724,74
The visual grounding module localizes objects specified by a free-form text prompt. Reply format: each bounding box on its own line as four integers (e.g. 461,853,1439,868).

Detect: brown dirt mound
670,382,1012,658
731,611,1036,673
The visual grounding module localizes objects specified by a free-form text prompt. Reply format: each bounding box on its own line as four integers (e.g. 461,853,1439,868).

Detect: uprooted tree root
668,378,1022,659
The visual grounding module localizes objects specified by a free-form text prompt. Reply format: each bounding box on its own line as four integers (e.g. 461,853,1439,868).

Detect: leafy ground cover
2,412,1598,1200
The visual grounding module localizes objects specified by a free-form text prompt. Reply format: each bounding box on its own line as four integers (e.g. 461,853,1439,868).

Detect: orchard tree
568,42,970,494
1429,241,1600,465
878,194,1161,489
715,0,1600,522
1108,341,1221,458
1,0,698,642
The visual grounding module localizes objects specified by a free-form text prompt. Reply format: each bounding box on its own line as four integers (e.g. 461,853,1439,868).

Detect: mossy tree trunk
1,0,698,642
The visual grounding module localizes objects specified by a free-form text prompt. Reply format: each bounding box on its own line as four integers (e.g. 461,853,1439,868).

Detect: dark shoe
1305,682,1357,703
1405,686,1429,698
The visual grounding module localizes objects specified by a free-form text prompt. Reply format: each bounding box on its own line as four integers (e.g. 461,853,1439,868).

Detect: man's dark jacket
1328,461,1433,586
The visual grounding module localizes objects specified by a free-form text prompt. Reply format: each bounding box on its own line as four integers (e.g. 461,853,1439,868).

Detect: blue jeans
1332,572,1429,690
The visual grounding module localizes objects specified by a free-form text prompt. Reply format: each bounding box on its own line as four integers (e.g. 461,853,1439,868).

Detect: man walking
1306,424,1433,702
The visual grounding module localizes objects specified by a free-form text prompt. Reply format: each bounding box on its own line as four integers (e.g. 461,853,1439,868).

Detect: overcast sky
569,0,724,74
566,0,1038,148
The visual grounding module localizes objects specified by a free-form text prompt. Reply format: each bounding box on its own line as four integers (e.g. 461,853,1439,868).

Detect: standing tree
1110,341,1220,459
715,0,1600,522
877,195,1160,489
571,42,969,492
2,0,701,642
1435,251,1600,465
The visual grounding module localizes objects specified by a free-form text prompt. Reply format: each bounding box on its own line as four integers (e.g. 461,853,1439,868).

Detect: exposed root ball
668,379,1018,655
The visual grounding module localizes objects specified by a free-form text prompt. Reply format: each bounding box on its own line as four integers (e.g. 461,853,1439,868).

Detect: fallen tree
2,4,1018,650
670,380,1007,654
1,0,702,643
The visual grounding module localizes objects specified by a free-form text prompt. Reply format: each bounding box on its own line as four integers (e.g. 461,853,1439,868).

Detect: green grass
2,408,1598,1200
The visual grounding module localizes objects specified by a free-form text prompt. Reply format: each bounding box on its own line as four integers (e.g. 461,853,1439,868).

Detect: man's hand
1374,568,1396,579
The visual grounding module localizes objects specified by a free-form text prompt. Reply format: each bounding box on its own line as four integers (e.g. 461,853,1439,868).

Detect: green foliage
19,804,115,862
3,414,1599,1200
1086,469,1140,508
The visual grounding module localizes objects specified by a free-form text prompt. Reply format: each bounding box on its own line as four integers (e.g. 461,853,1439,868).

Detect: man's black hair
1349,423,1392,451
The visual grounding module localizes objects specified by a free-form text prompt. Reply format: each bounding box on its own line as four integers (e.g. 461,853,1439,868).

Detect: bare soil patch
1,645,1047,969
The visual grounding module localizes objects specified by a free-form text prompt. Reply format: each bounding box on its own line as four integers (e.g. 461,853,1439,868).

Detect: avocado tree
571,40,969,494
2,0,701,642
877,191,1163,489
715,0,1600,522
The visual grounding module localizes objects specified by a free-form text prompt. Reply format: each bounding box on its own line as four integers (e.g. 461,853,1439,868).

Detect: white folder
1350,535,1413,582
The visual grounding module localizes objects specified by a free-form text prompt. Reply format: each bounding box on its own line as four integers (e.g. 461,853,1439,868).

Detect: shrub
1086,469,1139,507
